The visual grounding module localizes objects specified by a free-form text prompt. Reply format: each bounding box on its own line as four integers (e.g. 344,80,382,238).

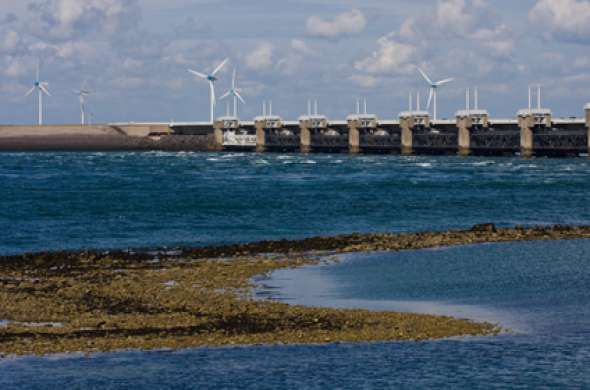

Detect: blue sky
1,0,590,124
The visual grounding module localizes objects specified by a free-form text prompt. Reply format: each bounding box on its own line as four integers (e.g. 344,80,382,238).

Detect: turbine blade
219,91,231,100
417,67,433,85
435,78,454,86
188,69,207,79
426,88,434,110
232,68,237,89
211,58,229,76
24,87,35,97
235,91,246,105
36,59,40,81
40,84,51,96
41,88,51,97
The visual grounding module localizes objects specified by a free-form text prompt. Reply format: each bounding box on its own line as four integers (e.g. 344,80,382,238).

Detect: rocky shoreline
2,224,589,356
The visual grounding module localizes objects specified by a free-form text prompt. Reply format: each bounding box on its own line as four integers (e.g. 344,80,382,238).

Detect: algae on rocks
3,223,589,356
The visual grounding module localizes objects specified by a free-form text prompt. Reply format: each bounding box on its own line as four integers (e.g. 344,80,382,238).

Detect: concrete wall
0,125,215,151
0,125,123,138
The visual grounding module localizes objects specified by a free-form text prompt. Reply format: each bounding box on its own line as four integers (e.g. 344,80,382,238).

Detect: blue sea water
1,152,590,255
259,240,590,387
1,152,590,388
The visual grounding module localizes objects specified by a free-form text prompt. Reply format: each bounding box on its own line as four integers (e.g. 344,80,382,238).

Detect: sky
1,0,590,124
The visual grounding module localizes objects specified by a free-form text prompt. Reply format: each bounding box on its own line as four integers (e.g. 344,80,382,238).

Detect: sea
1,152,589,388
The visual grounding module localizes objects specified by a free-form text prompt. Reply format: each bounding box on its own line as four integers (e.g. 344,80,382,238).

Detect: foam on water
416,162,433,168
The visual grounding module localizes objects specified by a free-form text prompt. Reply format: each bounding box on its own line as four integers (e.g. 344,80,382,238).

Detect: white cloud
0,80,29,101
123,58,144,69
354,34,416,75
164,78,184,91
1,56,29,78
27,0,141,41
306,9,366,39
351,0,515,95
54,40,100,59
398,18,417,40
275,39,317,75
290,39,314,55
245,42,274,71
112,76,145,89
471,24,514,58
0,31,19,52
239,80,266,97
432,0,514,57
529,0,590,43
349,74,378,88
435,0,474,35
434,0,490,35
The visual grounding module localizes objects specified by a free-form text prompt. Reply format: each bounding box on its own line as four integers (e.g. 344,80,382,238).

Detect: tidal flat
2,224,590,356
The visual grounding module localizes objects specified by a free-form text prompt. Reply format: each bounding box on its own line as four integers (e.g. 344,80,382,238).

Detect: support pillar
457,116,472,156
348,121,360,154
518,114,534,158
212,121,224,151
585,104,590,154
400,117,413,155
255,124,266,153
300,125,311,153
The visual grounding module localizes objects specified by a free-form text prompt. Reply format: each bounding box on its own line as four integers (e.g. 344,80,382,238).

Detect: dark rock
470,223,497,233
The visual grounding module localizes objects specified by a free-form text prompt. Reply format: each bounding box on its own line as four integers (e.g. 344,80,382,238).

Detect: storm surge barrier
2,105,590,157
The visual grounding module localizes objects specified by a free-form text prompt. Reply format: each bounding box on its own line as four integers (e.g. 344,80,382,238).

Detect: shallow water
255,239,590,387
2,152,590,388
4,240,590,388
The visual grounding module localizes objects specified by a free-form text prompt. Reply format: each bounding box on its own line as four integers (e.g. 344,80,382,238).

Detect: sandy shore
2,223,589,356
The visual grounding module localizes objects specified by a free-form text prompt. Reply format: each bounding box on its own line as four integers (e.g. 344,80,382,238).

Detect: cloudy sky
1,0,590,124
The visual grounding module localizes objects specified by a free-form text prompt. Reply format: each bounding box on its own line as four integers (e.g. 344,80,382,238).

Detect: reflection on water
261,240,590,337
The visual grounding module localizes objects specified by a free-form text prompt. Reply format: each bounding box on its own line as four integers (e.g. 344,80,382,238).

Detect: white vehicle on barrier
223,130,256,147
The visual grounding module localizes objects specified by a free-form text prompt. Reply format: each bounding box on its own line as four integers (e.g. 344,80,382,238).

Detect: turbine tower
417,67,454,121
219,68,245,118
73,84,91,125
24,61,51,125
188,58,229,123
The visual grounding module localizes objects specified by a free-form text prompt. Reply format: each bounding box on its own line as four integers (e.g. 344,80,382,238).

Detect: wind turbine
24,61,51,125
188,58,229,123
219,68,245,118
73,84,91,125
417,67,454,121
